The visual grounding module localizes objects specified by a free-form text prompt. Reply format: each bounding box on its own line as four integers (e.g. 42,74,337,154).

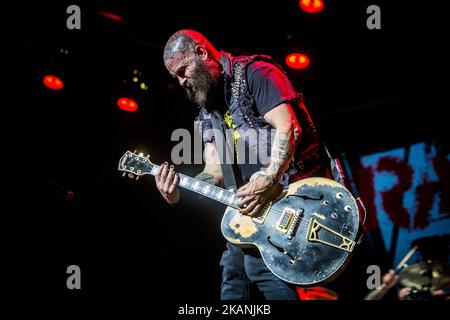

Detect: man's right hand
155,162,180,205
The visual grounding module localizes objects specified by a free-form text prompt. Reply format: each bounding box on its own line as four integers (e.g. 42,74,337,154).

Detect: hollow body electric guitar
119,151,360,286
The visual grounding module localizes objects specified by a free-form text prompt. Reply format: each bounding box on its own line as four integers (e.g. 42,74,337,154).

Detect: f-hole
267,236,297,264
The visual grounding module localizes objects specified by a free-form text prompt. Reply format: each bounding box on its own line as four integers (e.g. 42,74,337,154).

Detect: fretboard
149,165,238,209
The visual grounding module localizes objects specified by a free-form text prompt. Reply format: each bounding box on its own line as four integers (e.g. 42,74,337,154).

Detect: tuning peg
146,154,150,158
122,172,126,177
128,173,135,179
135,176,140,181
133,149,137,153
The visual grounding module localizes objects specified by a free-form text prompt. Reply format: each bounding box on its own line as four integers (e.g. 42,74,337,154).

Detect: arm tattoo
250,170,274,185
195,172,217,185
264,125,299,181
271,132,291,161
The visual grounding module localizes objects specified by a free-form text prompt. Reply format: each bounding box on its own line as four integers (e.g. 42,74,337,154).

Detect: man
155,30,330,300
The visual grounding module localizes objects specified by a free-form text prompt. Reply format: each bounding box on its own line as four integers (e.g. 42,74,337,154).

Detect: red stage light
285,53,310,69
117,97,138,112
43,75,64,90
98,11,126,23
299,0,324,13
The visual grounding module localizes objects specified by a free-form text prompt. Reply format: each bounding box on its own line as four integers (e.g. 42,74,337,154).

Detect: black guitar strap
324,144,367,244
210,111,238,192
323,144,346,185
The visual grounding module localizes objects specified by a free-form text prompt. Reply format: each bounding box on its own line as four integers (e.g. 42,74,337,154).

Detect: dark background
12,0,446,303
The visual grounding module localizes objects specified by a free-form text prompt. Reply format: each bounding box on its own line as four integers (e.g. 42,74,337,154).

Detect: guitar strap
210,111,238,192
324,144,367,244
323,144,346,186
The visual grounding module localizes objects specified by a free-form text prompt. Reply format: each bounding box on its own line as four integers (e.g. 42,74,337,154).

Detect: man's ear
194,45,208,60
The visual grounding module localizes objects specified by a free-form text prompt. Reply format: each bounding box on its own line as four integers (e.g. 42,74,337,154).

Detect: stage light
97,11,126,24
285,53,310,69
43,75,64,90
117,97,138,112
299,0,324,13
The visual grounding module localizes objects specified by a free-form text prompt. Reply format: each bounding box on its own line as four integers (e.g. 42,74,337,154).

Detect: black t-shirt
246,60,299,117
222,60,300,183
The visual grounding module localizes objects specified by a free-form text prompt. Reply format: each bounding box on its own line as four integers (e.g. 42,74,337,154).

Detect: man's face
165,52,221,107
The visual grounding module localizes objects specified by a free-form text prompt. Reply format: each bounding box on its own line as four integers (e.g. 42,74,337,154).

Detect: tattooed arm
237,103,300,215
256,103,300,182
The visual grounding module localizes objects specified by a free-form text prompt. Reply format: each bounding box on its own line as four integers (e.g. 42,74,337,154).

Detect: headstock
118,150,154,180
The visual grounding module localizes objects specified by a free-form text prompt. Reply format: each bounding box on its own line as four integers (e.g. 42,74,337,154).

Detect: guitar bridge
307,218,355,252
252,201,272,224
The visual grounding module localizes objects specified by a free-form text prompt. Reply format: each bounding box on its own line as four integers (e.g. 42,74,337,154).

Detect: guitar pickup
307,218,355,252
276,208,303,239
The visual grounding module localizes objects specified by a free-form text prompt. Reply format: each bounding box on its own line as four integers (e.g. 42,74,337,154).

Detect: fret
215,188,223,200
215,188,224,201
180,176,189,186
193,180,200,190
150,165,159,175
228,194,236,206
162,173,238,209
209,186,216,198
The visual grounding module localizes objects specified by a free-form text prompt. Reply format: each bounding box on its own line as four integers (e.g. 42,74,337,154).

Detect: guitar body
221,177,360,286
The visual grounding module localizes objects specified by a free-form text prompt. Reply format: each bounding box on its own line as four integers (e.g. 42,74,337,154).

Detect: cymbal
399,261,450,291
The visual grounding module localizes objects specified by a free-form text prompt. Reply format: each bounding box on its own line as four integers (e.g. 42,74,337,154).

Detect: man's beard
184,59,223,111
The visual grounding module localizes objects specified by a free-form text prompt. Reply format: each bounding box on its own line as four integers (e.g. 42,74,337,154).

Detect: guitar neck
149,165,239,209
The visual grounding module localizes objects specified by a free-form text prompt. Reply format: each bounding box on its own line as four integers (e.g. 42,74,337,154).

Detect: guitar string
162,173,353,230
137,163,347,209
133,164,354,233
